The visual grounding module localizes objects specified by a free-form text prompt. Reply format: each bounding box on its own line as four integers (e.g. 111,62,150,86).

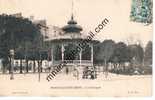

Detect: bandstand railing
53,60,92,66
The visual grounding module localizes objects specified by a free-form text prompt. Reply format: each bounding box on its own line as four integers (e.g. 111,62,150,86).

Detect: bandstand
46,15,99,73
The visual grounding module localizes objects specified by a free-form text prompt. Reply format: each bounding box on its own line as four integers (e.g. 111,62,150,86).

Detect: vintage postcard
0,0,153,97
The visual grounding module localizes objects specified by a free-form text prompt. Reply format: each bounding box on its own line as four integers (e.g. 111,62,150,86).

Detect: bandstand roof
62,15,83,33
45,15,99,44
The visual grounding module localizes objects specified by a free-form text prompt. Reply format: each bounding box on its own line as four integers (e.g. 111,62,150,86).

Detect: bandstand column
79,48,82,67
61,44,64,62
51,45,53,65
91,44,94,66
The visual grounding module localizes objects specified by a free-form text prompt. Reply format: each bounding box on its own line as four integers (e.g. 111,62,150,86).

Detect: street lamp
10,49,15,80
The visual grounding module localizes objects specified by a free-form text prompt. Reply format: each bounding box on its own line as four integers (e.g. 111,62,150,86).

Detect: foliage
128,44,144,65
110,42,129,63
144,41,152,65
95,39,115,63
0,14,41,71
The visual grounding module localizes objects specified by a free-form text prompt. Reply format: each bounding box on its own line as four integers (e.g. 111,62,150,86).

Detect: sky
0,0,153,47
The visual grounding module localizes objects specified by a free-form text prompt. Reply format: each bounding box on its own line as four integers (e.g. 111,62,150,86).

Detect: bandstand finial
71,0,74,20
62,0,83,33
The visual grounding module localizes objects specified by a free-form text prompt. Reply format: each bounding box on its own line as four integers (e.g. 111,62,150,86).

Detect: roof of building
62,15,83,33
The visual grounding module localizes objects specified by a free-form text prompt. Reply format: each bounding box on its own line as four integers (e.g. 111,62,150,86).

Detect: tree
0,14,41,73
127,44,144,66
110,42,129,71
144,41,152,65
93,40,116,77
94,40,115,64
97,40,115,70
15,47,25,73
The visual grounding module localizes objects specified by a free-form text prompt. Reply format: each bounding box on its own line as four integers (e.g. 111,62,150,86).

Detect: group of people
66,66,97,80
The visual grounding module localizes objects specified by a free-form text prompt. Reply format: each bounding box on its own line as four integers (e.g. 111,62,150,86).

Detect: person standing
73,67,79,80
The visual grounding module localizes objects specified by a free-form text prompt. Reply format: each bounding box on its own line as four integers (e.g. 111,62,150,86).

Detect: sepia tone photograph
0,0,153,97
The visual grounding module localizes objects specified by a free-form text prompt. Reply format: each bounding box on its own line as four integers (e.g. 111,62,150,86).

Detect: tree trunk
105,59,108,71
37,60,40,73
20,59,23,74
40,60,43,72
2,66,6,74
33,60,36,73
104,59,108,78
37,60,42,81
123,63,125,71
114,63,117,70
26,59,29,73
9,57,11,74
